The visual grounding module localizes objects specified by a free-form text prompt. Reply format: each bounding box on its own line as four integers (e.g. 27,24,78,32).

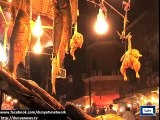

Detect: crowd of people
1,96,158,120
92,104,117,116
84,102,158,120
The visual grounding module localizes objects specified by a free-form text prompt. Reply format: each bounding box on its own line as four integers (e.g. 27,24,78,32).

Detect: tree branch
0,67,61,110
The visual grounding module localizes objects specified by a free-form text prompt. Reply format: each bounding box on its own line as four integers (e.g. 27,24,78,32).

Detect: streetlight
95,9,108,34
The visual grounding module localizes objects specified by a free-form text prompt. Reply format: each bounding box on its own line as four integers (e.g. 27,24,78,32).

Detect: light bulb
141,96,144,100
156,99,159,103
32,16,43,37
151,96,155,103
85,105,90,109
33,38,42,54
127,104,132,108
95,9,108,34
120,108,123,112
6,96,12,102
13,99,18,104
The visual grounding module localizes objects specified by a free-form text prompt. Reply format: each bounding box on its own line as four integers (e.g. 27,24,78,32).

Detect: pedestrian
101,106,106,115
106,104,117,114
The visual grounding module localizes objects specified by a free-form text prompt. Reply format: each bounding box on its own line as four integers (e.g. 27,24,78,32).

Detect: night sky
29,0,159,100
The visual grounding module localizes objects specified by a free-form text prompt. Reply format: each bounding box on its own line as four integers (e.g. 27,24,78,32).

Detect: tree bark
17,78,64,110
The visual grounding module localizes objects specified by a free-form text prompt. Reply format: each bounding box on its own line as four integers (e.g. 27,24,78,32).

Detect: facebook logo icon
140,106,156,116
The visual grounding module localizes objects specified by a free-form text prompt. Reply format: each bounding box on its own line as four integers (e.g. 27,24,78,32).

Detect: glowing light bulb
151,96,155,103
120,108,123,112
85,105,90,109
156,99,159,103
141,96,144,100
13,99,18,104
144,99,148,104
32,16,43,37
95,9,108,34
6,96,12,102
127,104,132,108
33,38,42,54
0,44,7,63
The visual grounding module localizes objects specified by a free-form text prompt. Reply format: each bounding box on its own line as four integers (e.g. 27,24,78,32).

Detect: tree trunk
17,78,64,110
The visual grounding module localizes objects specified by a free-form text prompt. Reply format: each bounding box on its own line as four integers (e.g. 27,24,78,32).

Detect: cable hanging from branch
86,0,128,21
117,0,131,40
117,0,131,52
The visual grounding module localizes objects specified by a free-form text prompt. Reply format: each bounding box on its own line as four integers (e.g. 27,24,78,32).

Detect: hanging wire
86,0,99,7
73,8,79,34
103,1,128,22
86,0,128,21
122,0,131,52
40,0,43,16
117,0,130,46
100,0,107,17
125,39,127,52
